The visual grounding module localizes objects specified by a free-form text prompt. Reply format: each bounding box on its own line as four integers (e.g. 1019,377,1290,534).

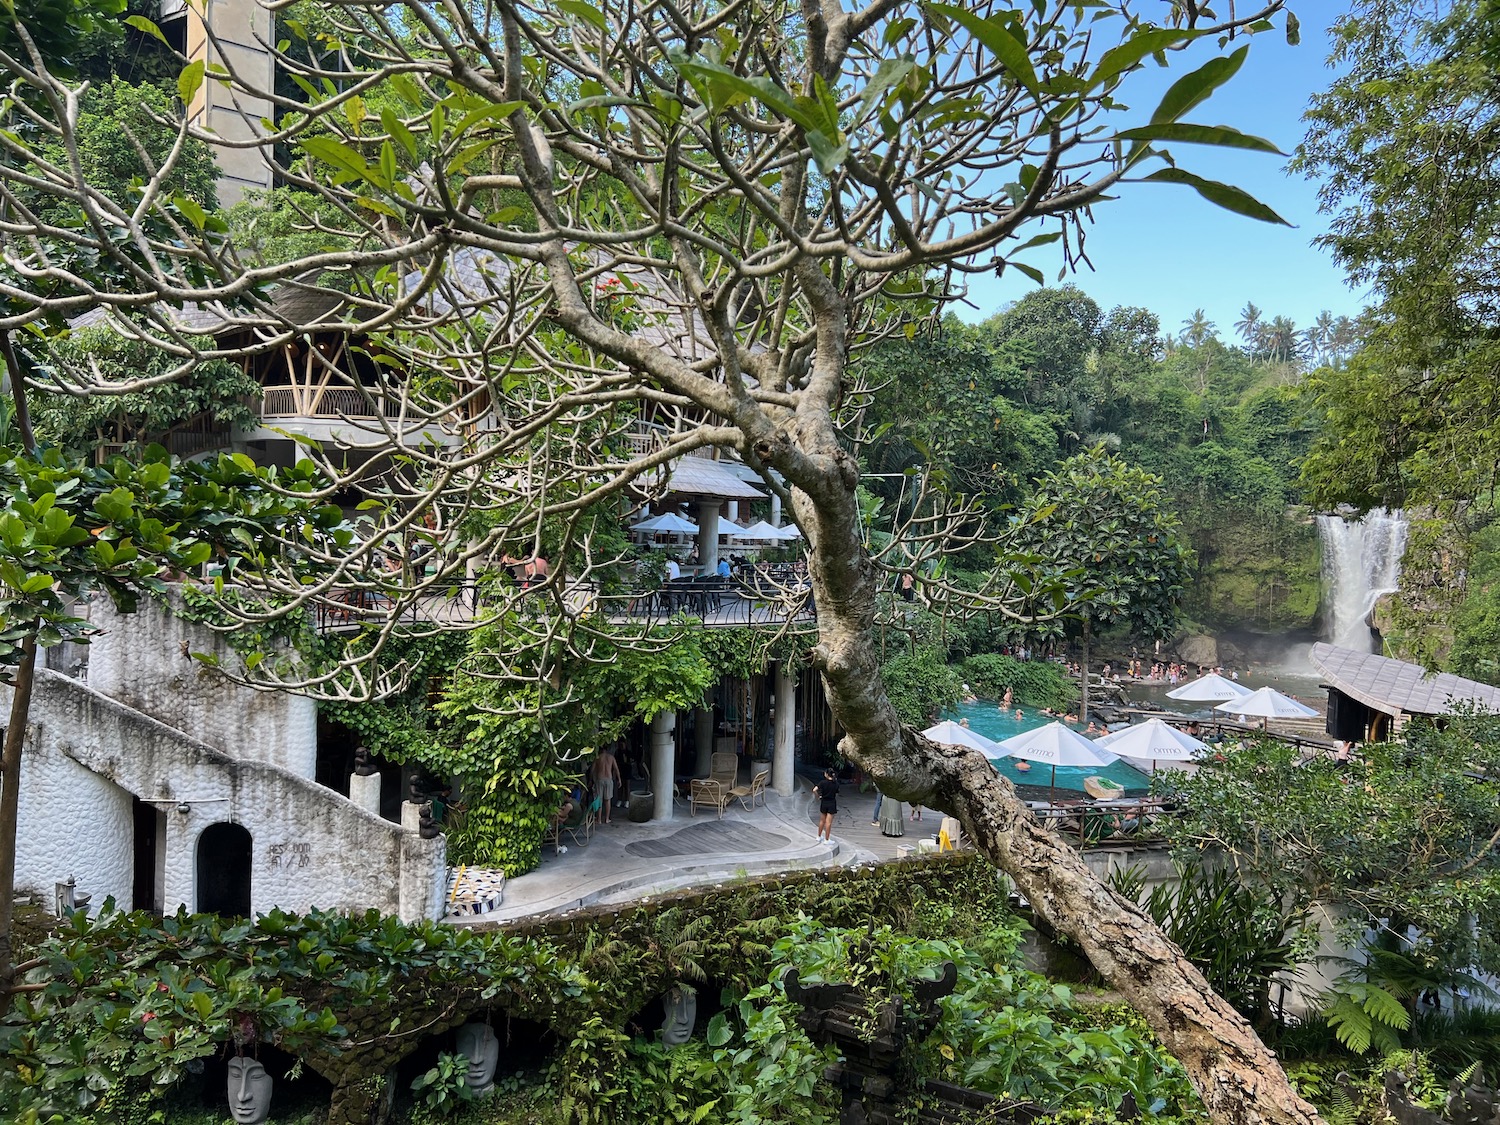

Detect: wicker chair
689,752,739,817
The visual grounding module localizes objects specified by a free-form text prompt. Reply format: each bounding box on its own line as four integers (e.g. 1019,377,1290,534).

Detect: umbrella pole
1050,763,1057,807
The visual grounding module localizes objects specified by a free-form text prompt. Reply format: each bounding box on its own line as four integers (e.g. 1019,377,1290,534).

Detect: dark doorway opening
197,822,252,917
132,796,166,913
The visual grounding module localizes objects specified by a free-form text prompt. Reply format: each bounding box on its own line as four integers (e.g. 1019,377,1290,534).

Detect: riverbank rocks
1175,634,1218,668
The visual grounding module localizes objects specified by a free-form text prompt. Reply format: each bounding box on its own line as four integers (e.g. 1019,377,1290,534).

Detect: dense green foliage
32,329,259,459
1160,718,1500,981
1006,447,1191,716
25,77,220,228
960,653,1073,711
3,905,583,1122
1109,864,1308,1030
3,857,1214,1125
878,646,962,727
859,287,1324,637
0,444,341,665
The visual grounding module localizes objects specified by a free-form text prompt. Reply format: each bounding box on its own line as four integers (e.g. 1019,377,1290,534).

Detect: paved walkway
452,774,945,925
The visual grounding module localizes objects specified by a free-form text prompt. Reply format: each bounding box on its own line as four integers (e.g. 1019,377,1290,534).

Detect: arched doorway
197,822,252,916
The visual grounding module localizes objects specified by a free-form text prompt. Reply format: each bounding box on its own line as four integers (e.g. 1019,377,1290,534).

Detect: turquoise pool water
944,699,1152,796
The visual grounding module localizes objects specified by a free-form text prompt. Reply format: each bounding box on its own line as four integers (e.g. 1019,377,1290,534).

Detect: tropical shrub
880,645,962,726
961,652,1073,710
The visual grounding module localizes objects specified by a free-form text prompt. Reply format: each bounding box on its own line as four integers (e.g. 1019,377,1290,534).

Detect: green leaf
1141,167,1290,225
124,14,170,47
299,136,373,182
381,108,418,161
178,59,206,106
1149,46,1248,124
1114,122,1282,155
927,4,1040,101
853,58,914,131
706,1012,732,1047
1088,28,1209,90
555,0,607,31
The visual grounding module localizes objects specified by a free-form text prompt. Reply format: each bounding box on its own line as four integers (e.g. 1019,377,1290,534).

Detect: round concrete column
696,501,720,574
770,492,782,527
651,709,677,821
773,665,797,796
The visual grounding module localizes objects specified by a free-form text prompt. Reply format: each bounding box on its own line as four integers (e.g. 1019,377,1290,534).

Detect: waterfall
1316,509,1409,652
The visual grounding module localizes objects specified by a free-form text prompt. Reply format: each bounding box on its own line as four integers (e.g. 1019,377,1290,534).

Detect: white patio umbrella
996,721,1119,802
1214,686,1318,729
729,520,788,541
1096,717,1207,772
631,512,699,535
767,522,803,540
1166,672,1253,702
921,720,1005,756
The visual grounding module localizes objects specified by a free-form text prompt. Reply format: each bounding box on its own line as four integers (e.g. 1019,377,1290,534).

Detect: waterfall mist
1316,509,1409,652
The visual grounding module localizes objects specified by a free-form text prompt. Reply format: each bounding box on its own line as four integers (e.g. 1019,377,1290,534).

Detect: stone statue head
226,1056,273,1125
661,984,697,1048
455,1021,500,1094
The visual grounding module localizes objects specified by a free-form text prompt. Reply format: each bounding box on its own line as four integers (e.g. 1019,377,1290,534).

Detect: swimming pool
944,699,1152,796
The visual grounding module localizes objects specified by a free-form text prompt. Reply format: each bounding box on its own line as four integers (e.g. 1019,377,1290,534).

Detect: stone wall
83,591,318,778
8,669,445,922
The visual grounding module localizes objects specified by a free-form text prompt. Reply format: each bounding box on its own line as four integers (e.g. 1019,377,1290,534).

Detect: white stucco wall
84,590,318,778
15,740,134,909
8,670,446,922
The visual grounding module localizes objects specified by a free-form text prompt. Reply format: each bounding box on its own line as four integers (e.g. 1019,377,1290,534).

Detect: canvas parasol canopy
1214,686,1318,729
729,520,792,541
1096,717,1207,772
921,720,1005,756
996,721,1118,802
631,512,699,534
1166,672,1253,702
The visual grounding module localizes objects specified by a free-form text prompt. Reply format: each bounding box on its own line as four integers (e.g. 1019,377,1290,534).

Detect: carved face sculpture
661,984,697,1048
454,1021,500,1094
226,1057,272,1125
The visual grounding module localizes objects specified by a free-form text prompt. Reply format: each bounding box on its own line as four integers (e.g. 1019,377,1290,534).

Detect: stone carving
455,1021,500,1095
227,1057,273,1125
1386,1065,1500,1125
353,745,377,776
661,984,698,1047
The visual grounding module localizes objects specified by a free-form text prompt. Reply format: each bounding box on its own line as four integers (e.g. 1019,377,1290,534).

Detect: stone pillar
770,492,782,527
773,664,797,796
349,771,382,816
651,709,677,821
697,501,720,573
695,705,714,775
727,501,739,524
401,800,423,833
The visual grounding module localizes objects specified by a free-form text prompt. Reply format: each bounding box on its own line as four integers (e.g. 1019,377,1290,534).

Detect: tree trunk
791,472,1319,1125
0,637,38,985
1080,616,1091,726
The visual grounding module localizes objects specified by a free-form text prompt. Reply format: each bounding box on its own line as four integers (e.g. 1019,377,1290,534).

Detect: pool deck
447,775,948,925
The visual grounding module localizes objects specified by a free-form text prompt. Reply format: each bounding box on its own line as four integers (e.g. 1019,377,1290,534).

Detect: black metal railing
311,576,815,633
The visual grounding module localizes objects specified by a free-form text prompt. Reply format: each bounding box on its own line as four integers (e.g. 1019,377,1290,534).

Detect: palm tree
1328,315,1359,364
1179,308,1217,348
1264,315,1305,365
1303,310,1336,366
1234,302,1264,350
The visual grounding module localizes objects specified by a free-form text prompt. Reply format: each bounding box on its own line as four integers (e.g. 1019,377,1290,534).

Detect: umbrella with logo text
996,721,1119,803
1214,686,1318,730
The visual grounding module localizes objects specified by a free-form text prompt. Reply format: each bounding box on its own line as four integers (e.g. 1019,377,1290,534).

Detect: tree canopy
0,1,1329,1120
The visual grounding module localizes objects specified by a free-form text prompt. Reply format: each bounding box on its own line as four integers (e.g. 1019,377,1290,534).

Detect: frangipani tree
0,2,1323,1121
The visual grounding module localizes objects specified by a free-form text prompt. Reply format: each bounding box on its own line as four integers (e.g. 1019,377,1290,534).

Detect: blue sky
955,12,1368,342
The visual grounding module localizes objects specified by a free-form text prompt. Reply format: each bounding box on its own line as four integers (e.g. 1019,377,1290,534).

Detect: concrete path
454,774,945,925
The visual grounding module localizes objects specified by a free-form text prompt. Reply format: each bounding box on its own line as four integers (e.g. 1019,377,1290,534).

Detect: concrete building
9,594,446,921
